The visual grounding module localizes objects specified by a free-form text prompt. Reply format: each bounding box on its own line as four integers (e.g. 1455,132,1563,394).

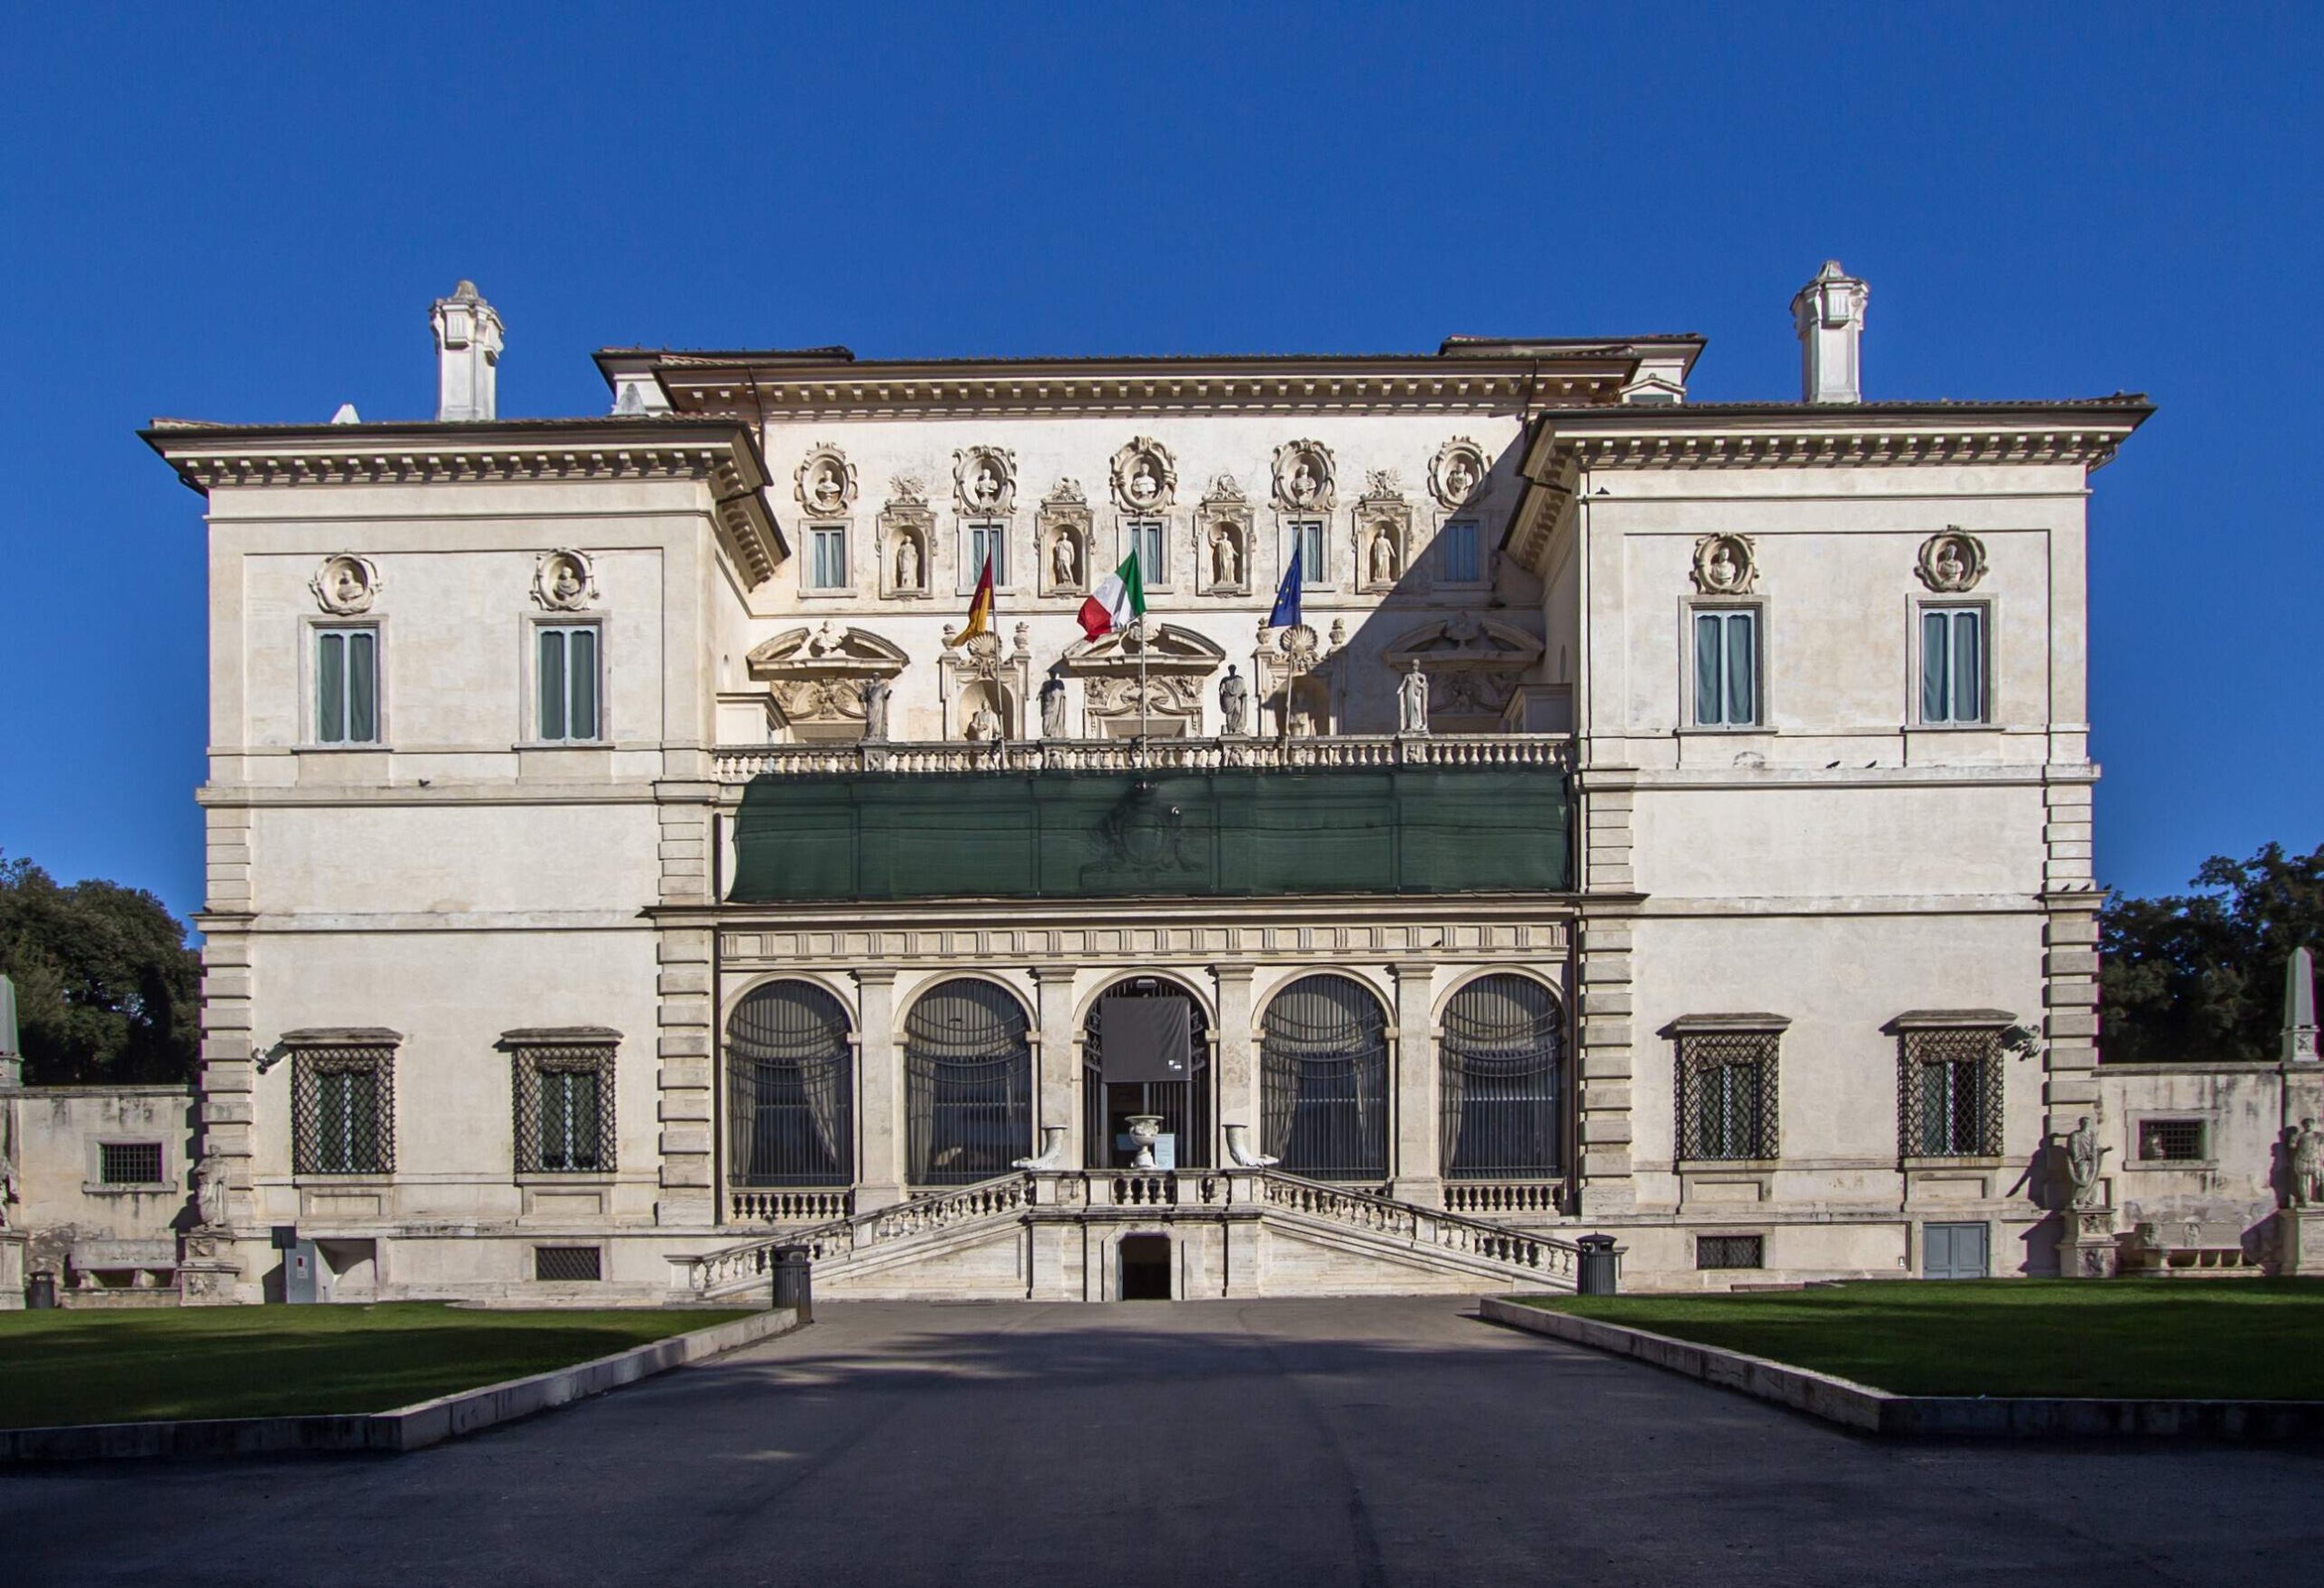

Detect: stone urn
1127,1114,1166,1170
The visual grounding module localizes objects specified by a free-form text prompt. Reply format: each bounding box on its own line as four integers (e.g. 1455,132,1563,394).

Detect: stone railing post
854,968,905,1212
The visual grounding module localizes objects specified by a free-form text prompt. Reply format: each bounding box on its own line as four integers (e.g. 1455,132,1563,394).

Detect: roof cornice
141,418,790,587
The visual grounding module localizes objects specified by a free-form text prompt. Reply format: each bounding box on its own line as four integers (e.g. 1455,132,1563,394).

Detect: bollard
1576,1234,1620,1296
26,1270,57,1310
771,1244,812,1325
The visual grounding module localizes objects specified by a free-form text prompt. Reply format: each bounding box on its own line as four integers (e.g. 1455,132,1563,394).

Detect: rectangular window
512,1042,618,1174
1692,607,1758,727
1899,1027,2004,1159
1292,519,1327,587
534,1246,603,1281
1696,1234,1765,1270
537,625,600,743
808,525,849,590
292,1047,396,1176
316,626,379,745
99,1142,164,1184
968,522,1008,587
1920,606,1985,724
2138,1118,2206,1162
1128,519,1166,587
1439,520,1481,583
1676,1029,1780,1160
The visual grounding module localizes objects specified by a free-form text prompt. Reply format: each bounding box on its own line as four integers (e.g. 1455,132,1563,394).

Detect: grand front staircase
676,1169,1582,1304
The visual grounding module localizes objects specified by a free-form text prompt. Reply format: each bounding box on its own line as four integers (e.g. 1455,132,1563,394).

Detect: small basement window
535,1246,603,1281
1696,1234,1764,1270
2137,1119,2207,1162
100,1142,165,1184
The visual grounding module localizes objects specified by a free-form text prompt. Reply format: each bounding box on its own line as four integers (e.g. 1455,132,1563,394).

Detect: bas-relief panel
718,918,1571,966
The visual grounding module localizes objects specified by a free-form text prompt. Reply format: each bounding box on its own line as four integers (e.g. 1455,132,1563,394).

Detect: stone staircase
677,1169,1581,1303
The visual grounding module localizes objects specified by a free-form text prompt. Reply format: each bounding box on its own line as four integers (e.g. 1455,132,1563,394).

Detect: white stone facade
134,275,2178,1304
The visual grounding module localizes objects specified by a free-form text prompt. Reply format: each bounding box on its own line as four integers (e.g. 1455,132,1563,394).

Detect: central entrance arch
1082,977,1212,1169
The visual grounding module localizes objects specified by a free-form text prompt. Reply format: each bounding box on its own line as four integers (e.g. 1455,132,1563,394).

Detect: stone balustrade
1442,1181,1565,1218
727,1189,852,1226
714,733,1572,784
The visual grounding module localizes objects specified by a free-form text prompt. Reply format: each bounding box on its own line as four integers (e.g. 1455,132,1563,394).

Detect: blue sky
2,3,2317,924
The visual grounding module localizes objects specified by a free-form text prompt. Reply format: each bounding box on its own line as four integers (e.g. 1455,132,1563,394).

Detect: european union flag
1267,542,1303,629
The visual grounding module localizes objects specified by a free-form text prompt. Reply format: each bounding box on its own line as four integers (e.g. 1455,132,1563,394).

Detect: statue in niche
334,564,369,607
1398,661,1430,734
1219,666,1249,735
2290,1119,2322,1208
548,557,586,607
1290,459,1320,505
810,461,846,514
967,701,1003,743
970,463,1002,508
192,1153,229,1228
863,676,892,743
1052,532,1078,589
1128,458,1162,506
1371,528,1398,584
1039,674,1067,739
895,534,921,590
1933,538,1967,589
1443,452,1477,502
1211,526,1240,587
2063,1115,2109,1209
1700,538,1747,593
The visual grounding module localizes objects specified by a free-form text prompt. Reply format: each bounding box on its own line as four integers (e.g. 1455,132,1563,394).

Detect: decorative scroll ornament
1272,439,1335,512
1109,438,1177,512
953,446,1017,516
533,548,597,611
795,444,857,518
1205,471,1246,502
745,622,908,725
1915,528,1987,593
310,553,380,615
1430,438,1489,510
1690,532,1758,595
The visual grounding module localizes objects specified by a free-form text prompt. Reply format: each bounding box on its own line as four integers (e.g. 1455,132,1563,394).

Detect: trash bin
771,1245,812,1325
1576,1234,1621,1296
26,1271,57,1310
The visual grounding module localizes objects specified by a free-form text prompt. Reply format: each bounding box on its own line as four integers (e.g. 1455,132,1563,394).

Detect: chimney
1791,260,1868,404
431,281,504,421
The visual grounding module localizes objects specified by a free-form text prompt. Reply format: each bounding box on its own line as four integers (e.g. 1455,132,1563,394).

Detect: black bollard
771,1245,812,1324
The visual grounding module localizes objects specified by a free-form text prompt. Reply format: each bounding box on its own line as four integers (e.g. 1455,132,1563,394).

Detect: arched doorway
726,980,853,1189
1082,977,1212,1169
904,978,1033,1185
1440,973,1564,1181
1260,973,1389,1181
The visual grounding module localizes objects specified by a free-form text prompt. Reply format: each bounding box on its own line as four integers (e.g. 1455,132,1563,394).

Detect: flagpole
1137,613,1149,767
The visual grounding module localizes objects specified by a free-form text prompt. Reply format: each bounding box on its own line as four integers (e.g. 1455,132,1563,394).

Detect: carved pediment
746,622,909,680
1059,622,1226,676
1381,613,1544,671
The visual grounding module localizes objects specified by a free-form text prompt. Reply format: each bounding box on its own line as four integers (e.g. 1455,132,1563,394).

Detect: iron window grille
1083,977,1212,1170
1697,1234,1765,1270
1675,1029,1780,1161
534,1246,603,1282
905,979,1033,1186
99,1142,164,1184
291,1041,397,1176
2138,1118,2206,1162
1898,1026,2004,1159
727,981,854,1188
1261,973,1391,1181
1440,974,1564,1180
511,1040,618,1174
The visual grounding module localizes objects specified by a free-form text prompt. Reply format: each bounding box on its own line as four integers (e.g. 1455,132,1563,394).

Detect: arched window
727,981,853,1187
1082,977,1212,1169
1440,973,1564,1180
905,979,1033,1185
1261,974,1389,1181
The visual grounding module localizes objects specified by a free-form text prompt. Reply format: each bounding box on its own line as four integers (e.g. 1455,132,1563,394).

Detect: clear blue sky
3,3,2317,924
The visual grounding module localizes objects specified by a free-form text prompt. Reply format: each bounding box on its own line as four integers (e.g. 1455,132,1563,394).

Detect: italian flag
1078,552,1146,640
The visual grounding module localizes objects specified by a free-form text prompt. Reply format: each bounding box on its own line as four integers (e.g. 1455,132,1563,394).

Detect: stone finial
431,280,505,422
1790,260,1868,404
2287,945,2319,1063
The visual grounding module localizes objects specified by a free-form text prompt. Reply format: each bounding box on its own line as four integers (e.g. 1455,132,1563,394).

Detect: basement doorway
1118,1234,1173,1300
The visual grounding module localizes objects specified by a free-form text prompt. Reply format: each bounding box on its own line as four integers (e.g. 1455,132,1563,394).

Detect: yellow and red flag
959,552,995,641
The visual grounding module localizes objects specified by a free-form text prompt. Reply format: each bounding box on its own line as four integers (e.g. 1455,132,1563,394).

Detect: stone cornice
141,419,789,587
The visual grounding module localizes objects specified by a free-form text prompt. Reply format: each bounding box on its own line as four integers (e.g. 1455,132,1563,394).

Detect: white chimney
431,281,504,421
1791,260,1868,404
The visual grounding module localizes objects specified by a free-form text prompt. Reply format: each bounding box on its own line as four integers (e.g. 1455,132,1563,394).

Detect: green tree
2100,841,2324,1063
0,854,201,1084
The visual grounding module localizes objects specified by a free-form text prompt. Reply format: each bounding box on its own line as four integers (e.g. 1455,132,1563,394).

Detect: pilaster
2042,889,2104,1131
655,928,715,1225
1030,966,1079,1170
1390,962,1442,1207
1211,964,1257,1164
854,969,904,1210
1575,764,1639,1216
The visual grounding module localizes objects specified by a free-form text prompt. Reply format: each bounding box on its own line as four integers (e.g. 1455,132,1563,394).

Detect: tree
0,853,201,1084
2100,841,2324,1064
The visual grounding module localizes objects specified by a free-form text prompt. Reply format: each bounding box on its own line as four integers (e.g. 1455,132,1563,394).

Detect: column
854,969,905,1211
1390,962,1442,1208
1030,966,1079,1169
1212,965,1256,1165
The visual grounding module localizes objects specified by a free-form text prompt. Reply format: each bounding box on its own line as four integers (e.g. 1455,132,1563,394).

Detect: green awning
728,765,1570,903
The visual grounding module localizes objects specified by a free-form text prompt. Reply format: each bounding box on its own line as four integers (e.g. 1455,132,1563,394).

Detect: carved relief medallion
953,447,1017,516
795,444,857,518
1916,528,1987,593
310,553,381,615
533,548,597,611
1430,438,1489,510
1272,439,1335,512
1109,438,1177,513
1690,533,1758,595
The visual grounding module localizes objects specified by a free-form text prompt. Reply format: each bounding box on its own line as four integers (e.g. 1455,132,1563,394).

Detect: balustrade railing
1443,1181,1565,1218
1251,1170,1582,1282
728,1189,853,1225
714,733,1571,783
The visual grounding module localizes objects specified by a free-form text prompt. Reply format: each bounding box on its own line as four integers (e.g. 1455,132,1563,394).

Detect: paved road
2,1297,2317,1586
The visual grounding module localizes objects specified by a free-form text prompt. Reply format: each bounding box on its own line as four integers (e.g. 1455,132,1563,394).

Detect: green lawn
1521,1279,2324,1399
0,1304,753,1428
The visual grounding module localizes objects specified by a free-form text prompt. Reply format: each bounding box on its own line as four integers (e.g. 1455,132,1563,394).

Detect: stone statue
1219,666,1249,735
192,1153,228,1229
1039,675,1067,739
863,676,892,743
895,534,921,590
1444,454,1476,501
1223,1124,1279,1168
1290,460,1318,504
2063,1115,2109,1209
1398,661,1430,734
2290,1118,2322,1208
1052,532,1077,589
334,565,367,606
968,702,1003,743
0,1137,15,1228
972,464,1000,507
1371,529,1396,584
812,463,845,512
550,558,585,605
1212,528,1239,587
1129,459,1160,504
